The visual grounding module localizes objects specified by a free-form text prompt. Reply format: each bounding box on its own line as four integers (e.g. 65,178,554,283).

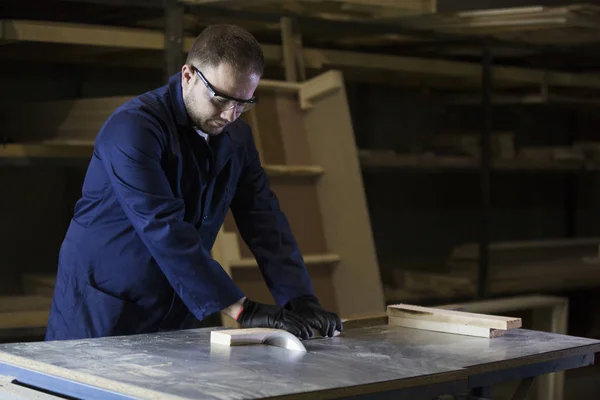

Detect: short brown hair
186,24,264,77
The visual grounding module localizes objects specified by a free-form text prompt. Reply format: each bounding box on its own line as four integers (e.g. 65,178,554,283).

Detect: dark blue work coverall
45,72,315,341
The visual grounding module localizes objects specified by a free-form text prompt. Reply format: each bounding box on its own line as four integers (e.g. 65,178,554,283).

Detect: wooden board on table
387,304,522,330
388,315,506,338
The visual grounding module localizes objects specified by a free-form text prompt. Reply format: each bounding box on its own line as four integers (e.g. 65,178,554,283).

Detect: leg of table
551,302,569,400
532,301,568,400
471,386,491,399
511,377,536,400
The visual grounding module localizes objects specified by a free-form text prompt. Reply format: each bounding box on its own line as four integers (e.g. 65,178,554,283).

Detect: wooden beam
3,19,600,90
263,165,324,177
387,304,522,330
388,315,506,338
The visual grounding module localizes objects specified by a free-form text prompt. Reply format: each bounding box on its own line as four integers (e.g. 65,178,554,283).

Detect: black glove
236,298,314,340
285,295,343,337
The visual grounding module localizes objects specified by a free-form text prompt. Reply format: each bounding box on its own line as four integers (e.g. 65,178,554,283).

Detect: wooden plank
0,19,171,50
450,238,600,262
388,315,505,338
0,296,51,314
387,304,522,330
299,48,600,90
263,165,324,177
0,296,52,331
0,142,323,177
0,311,49,330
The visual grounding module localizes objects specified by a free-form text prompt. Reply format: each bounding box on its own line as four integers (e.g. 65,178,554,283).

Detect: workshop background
2,0,600,399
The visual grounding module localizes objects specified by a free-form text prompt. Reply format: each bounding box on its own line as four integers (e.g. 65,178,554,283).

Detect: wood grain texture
387,304,522,330
388,315,505,338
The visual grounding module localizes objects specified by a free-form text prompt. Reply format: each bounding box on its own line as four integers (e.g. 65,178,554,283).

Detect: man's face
181,62,260,136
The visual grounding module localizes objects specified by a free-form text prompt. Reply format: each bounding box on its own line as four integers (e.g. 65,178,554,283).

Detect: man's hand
285,295,343,337
235,298,314,340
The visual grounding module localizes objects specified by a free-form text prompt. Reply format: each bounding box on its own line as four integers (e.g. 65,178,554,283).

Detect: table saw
0,324,598,400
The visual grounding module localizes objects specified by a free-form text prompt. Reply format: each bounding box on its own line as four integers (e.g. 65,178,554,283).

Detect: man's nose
220,107,238,122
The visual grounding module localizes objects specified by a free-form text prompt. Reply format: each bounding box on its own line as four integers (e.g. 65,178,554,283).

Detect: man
45,24,342,341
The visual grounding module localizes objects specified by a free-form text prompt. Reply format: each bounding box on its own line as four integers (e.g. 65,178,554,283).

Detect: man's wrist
221,296,246,320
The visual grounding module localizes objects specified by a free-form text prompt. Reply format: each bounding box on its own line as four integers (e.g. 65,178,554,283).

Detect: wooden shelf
0,142,325,176
263,165,324,177
442,93,600,107
181,0,435,21
3,19,600,91
323,4,600,47
359,151,594,171
0,295,52,338
230,253,341,269
0,141,93,159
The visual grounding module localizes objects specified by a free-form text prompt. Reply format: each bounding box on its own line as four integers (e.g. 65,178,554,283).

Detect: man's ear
181,64,194,88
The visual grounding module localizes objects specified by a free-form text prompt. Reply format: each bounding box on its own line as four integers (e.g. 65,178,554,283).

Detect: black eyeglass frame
192,66,259,108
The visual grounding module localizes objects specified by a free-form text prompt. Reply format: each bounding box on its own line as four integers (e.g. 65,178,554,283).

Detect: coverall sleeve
229,129,315,306
95,110,244,321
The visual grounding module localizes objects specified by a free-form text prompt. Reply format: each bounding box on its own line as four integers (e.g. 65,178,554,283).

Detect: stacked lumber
181,0,436,21
403,5,600,35
387,303,521,338
330,4,600,47
358,142,598,171
448,238,600,294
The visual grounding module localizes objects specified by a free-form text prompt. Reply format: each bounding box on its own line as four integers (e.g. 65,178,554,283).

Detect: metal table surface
0,326,598,400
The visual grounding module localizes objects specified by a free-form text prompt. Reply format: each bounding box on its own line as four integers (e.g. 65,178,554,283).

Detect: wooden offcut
388,304,521,330
210,328,307,352
388,316,506,338
387,303,521,338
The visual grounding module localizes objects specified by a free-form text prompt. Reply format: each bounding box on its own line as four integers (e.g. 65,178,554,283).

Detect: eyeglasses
192,66,258,113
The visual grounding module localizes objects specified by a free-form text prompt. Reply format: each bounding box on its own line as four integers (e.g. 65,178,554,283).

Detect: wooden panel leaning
213,70,386,323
